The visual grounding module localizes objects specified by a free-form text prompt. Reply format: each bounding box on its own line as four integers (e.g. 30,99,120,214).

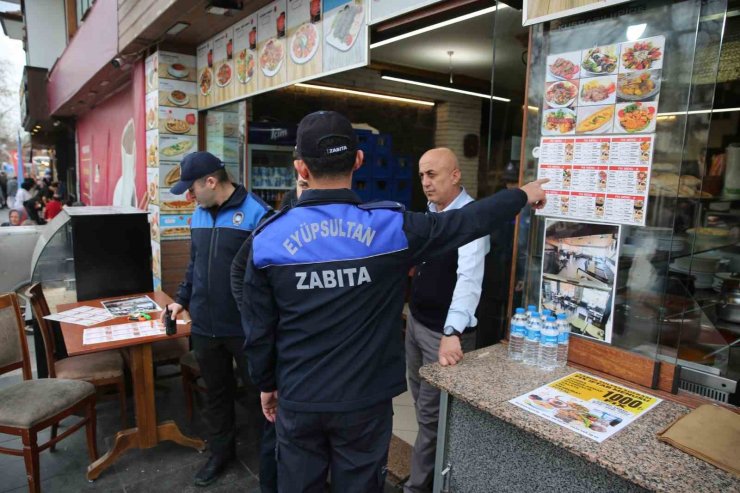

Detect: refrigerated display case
247,144,295,208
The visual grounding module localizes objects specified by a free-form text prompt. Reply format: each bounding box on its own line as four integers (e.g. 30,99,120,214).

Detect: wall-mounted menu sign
197,0,368,110
523,0,632,26
536,36,664,227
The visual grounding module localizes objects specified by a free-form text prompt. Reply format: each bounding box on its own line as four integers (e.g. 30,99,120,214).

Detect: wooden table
57,291,205,481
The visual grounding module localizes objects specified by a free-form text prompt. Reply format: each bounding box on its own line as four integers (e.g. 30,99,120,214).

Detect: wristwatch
443,326,460,338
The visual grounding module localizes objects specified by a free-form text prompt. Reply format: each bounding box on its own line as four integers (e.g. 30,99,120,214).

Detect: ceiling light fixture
381,75,510,102
447,50,454,84
166,22,190,35
370,5,504,49
626,23,647,41
294,83,435,106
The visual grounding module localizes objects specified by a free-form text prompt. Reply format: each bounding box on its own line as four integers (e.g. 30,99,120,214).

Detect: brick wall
434,100,482,198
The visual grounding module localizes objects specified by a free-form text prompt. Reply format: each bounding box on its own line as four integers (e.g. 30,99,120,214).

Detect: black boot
194,449,235,487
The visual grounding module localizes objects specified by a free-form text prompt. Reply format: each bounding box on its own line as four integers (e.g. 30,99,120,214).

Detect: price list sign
537,134,653,226
510,372,661,443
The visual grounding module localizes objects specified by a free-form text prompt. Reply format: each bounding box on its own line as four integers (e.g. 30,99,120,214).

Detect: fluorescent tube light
370,5,504,49
167,22,190,35
294,83,435,106
657,107,740,117
381,75,510,102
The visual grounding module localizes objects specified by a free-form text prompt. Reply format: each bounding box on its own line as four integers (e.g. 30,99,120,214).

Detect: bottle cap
547,316,556,322
531,312,540,317
543,309,552,314
557,313,567,320
515,307,525,314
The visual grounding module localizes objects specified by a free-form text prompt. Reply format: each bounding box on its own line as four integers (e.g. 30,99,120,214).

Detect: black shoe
194,452,234,487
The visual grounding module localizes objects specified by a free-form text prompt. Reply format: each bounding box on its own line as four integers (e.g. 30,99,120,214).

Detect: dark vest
409,248,459,333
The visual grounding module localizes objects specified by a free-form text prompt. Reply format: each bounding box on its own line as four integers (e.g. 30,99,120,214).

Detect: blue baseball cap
170,151,225,195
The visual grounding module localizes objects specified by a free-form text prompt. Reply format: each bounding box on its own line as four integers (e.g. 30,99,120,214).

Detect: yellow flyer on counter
509,372,661,442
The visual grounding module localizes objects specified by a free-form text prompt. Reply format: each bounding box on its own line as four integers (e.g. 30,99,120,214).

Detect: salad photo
542,108,576,135
620,36,664,71
581,45,618,75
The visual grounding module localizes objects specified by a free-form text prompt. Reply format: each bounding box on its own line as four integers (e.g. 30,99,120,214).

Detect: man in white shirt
405,148,490,493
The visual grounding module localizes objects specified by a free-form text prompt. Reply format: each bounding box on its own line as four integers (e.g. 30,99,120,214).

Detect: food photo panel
257,0,288,90
287,0,323,81
617,69,661,102
542,108,577,136
159,135,197,162
159,52,196,83
545,50,581,82
613,101,658,134
544,80,578,110
197,41,215,108
213,27,236,103
158,79,197,109
619,36,665,73
158,106,198,137
578,75,616,106
233,15,259,96
580,44,619,77
323,0,366,73
576,104,614,135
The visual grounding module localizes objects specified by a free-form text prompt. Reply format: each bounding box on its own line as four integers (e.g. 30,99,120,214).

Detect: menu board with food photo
160,213,192,239
159,135,196,163
536,134,654,226
212,28,237,104
160,188,196,214
323,0,366,73
145,52,158,93
149,205,160,243
257,0,288,90
146,129,159,168
159,163,181,189
159,107,197,137
146,168,159,206
197,41,215,108
159,52,196,83
159,79,197,109
510,372,661,443
287,0,323,82
541,36,664,138
146,92,159,131
233,15,259,95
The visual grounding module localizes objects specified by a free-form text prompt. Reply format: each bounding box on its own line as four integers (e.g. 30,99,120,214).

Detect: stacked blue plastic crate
351,130,413,207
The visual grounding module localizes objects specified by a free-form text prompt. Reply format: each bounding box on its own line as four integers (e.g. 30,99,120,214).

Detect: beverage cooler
247,123,297,209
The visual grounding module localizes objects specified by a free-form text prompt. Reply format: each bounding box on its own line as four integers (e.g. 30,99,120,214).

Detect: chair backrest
26,283,57,378
0,293,32,380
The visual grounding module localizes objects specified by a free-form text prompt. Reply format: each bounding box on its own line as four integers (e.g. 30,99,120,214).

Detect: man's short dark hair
301,136,356,179
200,167,230,184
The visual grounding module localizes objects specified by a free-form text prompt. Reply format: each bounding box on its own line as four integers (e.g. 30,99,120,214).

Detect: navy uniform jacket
176,185,270,338
241,188,527,412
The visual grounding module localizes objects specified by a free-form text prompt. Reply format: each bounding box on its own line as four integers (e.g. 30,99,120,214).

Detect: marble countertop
419,344,739,493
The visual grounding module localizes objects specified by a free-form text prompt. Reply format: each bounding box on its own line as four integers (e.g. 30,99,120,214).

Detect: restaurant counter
420,344,739,493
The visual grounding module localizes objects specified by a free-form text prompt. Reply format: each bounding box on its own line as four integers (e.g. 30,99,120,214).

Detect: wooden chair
26,283,127,429
0,292,98,493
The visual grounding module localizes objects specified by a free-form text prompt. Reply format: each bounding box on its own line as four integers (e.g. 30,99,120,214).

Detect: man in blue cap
239,111,548,492
162,151,275,488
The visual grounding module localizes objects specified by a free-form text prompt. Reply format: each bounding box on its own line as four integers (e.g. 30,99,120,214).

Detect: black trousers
191,333,277,492
276,400,392,493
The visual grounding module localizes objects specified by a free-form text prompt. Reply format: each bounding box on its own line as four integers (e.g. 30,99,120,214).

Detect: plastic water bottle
541,309,552,321
508,308,527,361
525,305,537,319
556,313,571,368
539,316,559,371
523,312,541,365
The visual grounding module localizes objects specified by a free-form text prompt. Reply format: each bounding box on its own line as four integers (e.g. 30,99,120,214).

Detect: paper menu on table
44,306,115,327
82,321,166,345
